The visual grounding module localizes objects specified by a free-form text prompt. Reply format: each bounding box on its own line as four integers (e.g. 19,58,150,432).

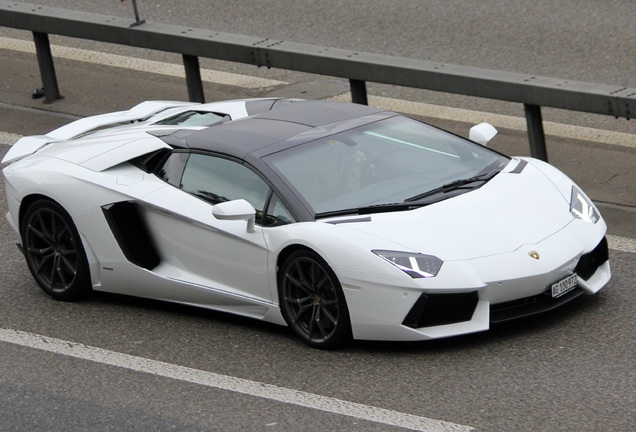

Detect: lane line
0,132,20,146
2,36,634,148
330,94,636,149
0,36,287,89
608,235,636,254
0,329,473,432
0,36,632,432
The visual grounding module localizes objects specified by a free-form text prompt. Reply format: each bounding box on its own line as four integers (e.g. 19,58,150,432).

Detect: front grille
575,237,609,280
402,292,478,328
490,287,584,323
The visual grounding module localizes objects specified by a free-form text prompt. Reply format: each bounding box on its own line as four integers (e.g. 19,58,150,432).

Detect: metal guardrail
1,1,635,161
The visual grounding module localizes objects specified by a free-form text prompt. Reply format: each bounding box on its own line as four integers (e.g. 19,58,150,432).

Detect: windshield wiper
404,170,499,203
315,170,500,219
358,201,434,215
316,201,435,219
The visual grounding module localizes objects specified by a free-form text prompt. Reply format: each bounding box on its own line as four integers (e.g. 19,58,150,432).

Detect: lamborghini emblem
529,251,540,260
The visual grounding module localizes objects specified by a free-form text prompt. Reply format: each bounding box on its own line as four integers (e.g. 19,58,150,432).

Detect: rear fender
1,101,196,164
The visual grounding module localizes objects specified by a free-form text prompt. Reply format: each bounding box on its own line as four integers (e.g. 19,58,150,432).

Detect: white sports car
2,98,610,348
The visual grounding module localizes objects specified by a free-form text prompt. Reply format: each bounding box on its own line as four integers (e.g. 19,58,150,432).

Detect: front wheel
279,250,351,349
21,199,91,301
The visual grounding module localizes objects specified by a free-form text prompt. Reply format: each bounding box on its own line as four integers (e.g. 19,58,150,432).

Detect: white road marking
0,132,21,146
329,94,636,149
607,235,636,254
0,36,286,89
0,34,632,431
1,36,635,148
0,329,473,432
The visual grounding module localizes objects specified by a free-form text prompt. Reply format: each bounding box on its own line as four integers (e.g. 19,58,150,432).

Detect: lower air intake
402,292,478,328
575,237,609,280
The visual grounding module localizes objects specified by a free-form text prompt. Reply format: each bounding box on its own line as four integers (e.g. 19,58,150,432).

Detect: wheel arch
18,193,56,236
19,195,93,300
275,243,353,348
276,244,316,282
18,193,102,289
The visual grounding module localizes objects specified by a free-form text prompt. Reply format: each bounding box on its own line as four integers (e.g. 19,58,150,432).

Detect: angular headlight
372,250,443,278
570,186,599,223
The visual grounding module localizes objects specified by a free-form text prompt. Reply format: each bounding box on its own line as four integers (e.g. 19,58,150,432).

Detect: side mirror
212,199,256,233
469,123,498,146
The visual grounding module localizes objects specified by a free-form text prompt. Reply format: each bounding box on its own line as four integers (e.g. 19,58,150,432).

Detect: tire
21,199,91,301
279,250,352,349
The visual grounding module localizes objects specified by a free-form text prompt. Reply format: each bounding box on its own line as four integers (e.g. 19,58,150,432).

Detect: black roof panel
177,100,386,160
254,99,383,127
185,118,310,159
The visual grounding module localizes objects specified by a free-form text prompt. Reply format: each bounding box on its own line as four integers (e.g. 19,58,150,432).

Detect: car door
140,151,281,309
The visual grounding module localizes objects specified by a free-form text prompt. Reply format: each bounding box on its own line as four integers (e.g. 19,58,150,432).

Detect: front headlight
570,186,599,223
372,250,443,278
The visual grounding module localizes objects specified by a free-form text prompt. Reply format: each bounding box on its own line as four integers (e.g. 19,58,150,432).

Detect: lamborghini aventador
2,98,610,348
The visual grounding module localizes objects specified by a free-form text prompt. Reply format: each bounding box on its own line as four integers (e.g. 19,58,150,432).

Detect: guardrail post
32,31,61,103
182,54,205,103
524,104,548,162
129,0,146,27
350,79,368,105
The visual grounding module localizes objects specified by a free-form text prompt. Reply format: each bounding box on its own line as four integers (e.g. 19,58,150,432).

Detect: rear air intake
102,201,160,270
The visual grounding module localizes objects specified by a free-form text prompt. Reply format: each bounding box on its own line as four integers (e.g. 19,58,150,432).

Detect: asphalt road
1,2,636,431
7,0,635,84
1,0,635,133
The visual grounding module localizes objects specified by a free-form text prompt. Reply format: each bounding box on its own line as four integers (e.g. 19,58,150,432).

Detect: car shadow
87,290,293,338
81,288,607,353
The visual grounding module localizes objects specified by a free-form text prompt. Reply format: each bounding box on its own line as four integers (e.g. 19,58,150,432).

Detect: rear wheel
279,250,351,349
21,199,91,301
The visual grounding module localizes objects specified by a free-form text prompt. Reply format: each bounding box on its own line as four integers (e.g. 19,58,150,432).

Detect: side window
154,111,228,127
263,194,294,227
156,152,189,187
180,153,270,224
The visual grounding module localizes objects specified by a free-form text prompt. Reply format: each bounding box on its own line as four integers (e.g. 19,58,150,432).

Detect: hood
336,162,573,261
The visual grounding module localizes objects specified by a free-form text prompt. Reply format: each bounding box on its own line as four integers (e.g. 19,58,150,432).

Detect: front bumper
489,237,609,323
340,226,610,341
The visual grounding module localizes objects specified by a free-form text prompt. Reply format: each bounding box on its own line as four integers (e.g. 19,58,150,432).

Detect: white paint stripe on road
330,94,636,149
2,36,635,148
0,132,21,146
0,36,287,89
0,329,473,432
608,235,636,254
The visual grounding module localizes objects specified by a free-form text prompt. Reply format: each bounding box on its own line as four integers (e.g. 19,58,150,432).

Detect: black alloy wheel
279,250,351,349
21,199,91,301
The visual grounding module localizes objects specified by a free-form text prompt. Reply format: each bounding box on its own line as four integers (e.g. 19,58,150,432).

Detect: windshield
264,116,509,216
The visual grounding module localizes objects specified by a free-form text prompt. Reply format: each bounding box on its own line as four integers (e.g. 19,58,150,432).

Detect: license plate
551,273,578,298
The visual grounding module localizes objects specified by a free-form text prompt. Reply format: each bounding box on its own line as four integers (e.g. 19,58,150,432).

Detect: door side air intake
102,201,161,270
